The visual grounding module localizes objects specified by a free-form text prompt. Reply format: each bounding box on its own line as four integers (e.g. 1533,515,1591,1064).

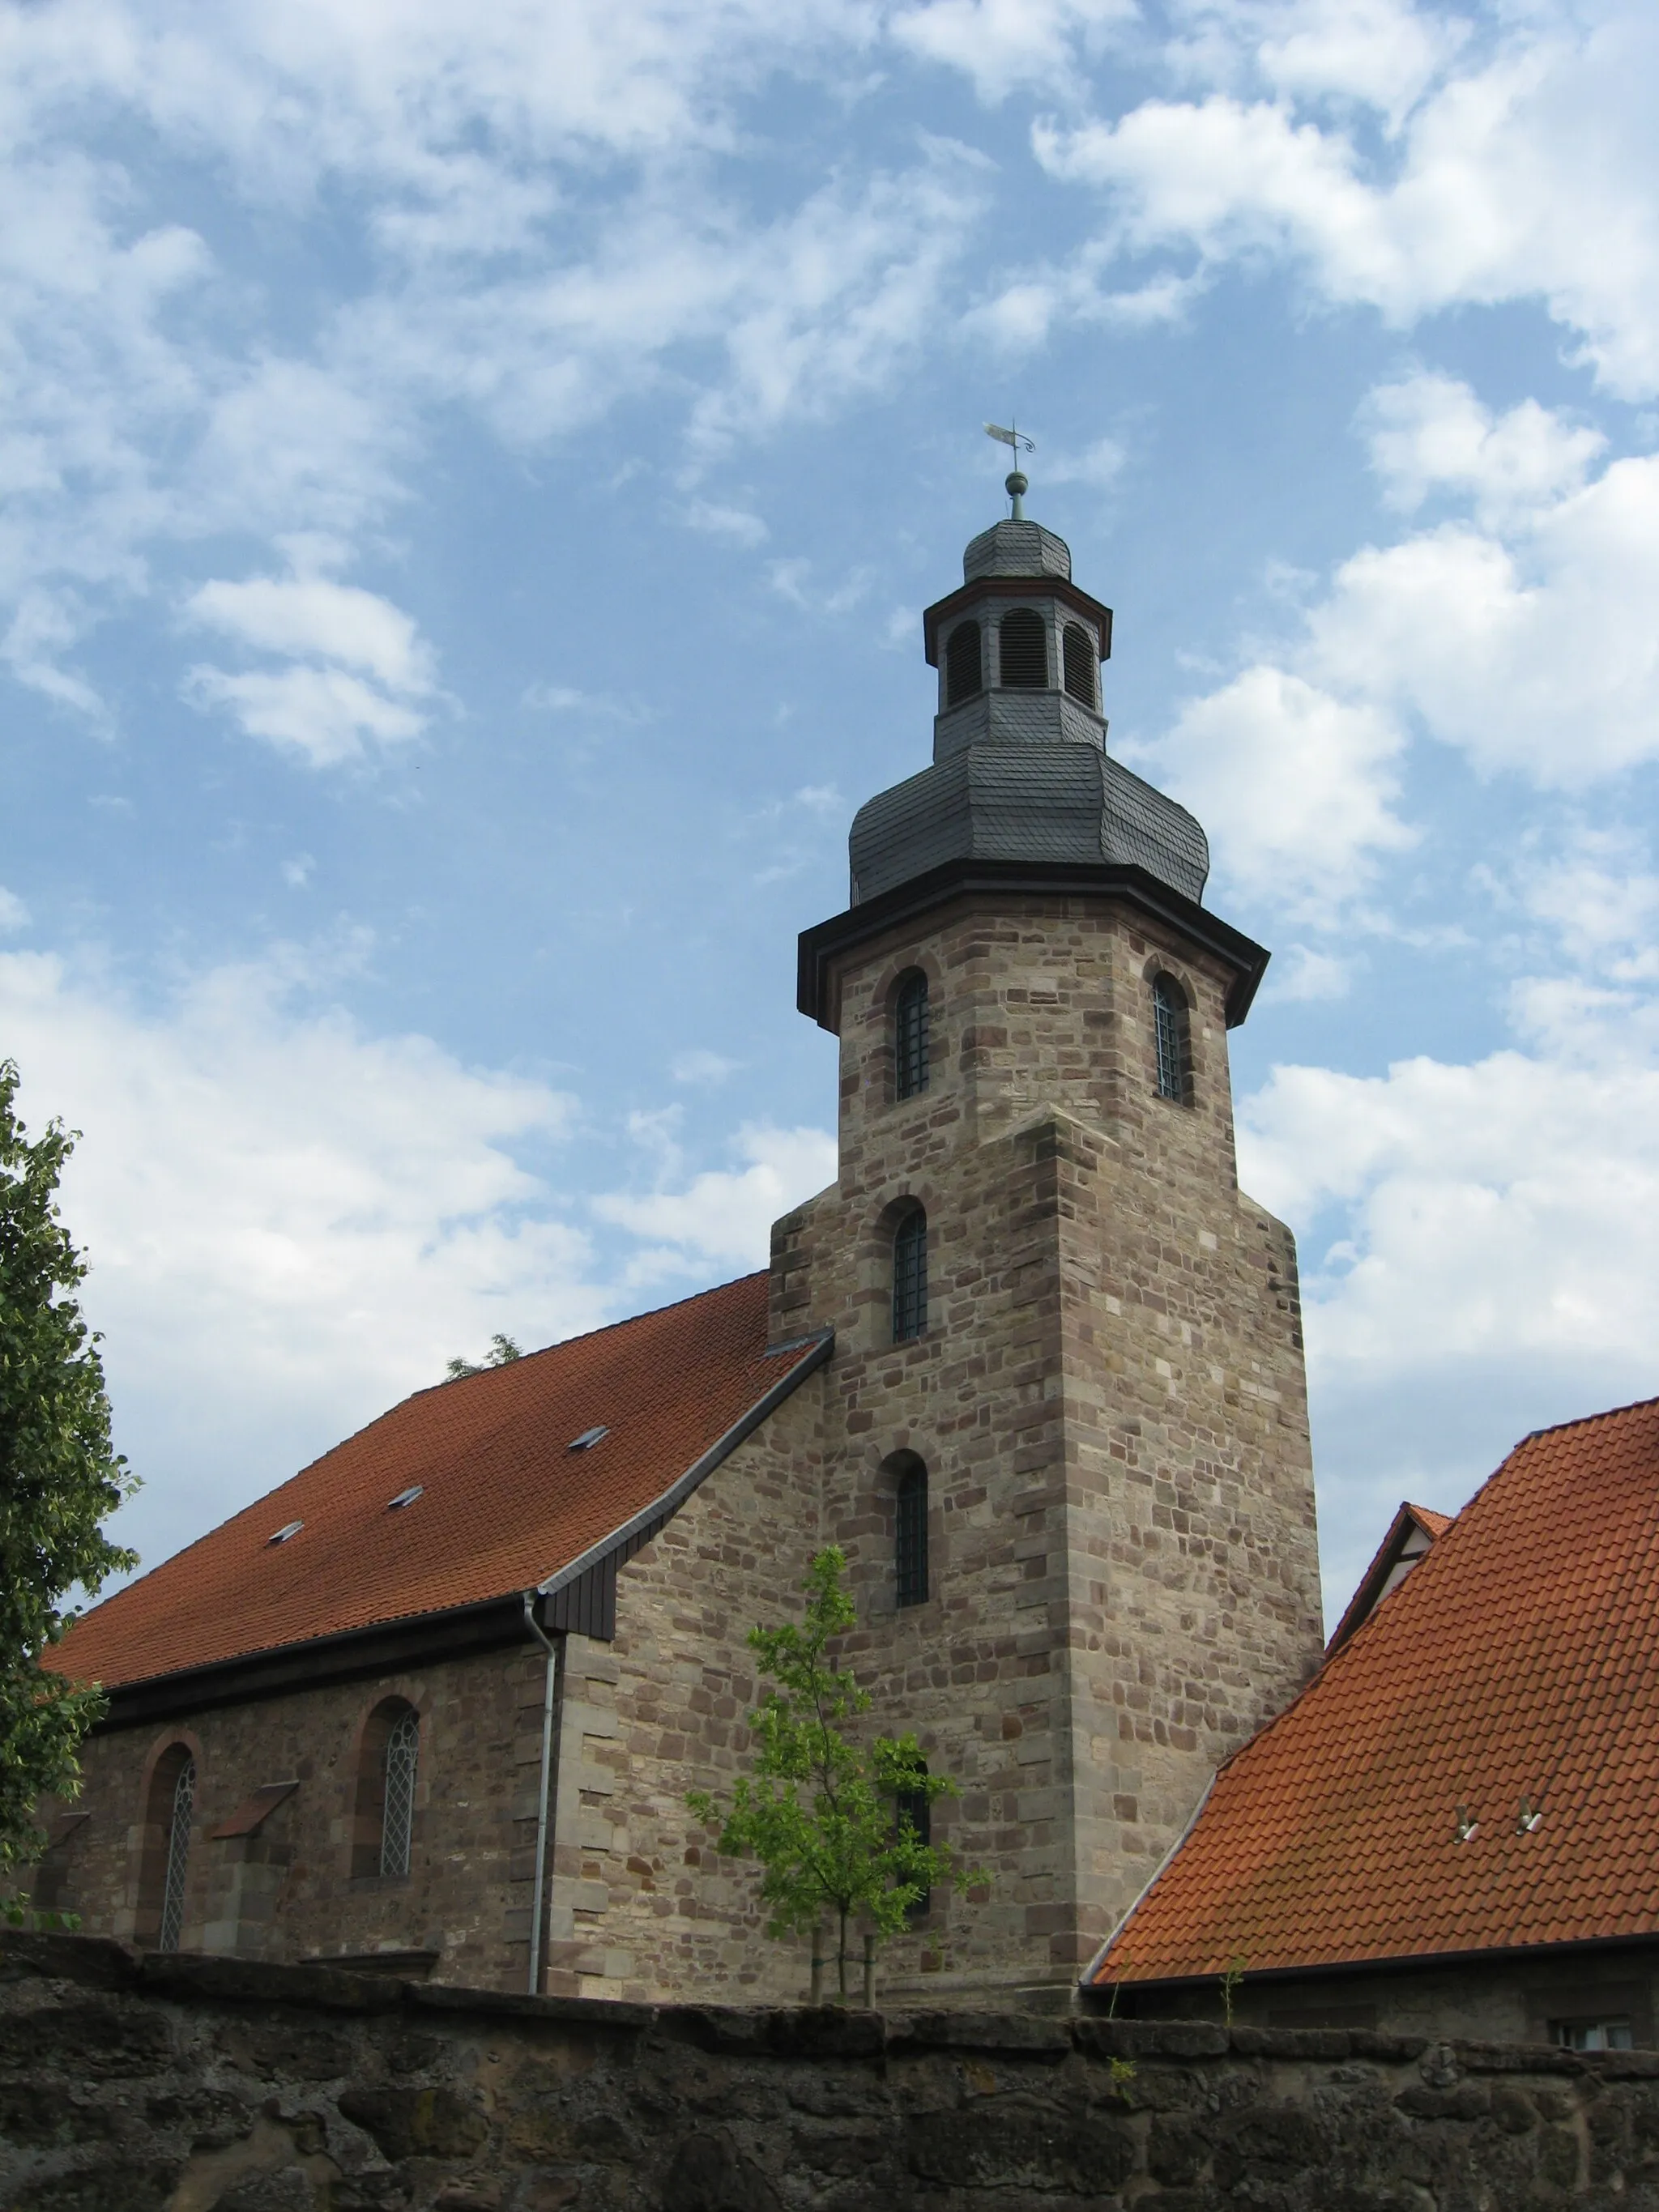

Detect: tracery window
998,607,1047,688
381,1707,420,1877
893,971,930,1102
353,1698,421,1880
1152,974,1190,1103
1062,622,1096,705
945,620,983,707
892,1207,928,1344
894,1458,928,1608
159,1756,194,1954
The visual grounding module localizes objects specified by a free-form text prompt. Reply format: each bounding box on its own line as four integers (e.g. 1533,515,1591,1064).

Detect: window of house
1152,974,1189,1103
894,971,930,1102
998,607,1047,688
159,1756,195,1954
894,1765,932,1919
1062,622,1096,706
1555,2018,1634,2052
945,620,983,707
894,1459,928,1607
892,1207,928,1343
381,1707,420,1877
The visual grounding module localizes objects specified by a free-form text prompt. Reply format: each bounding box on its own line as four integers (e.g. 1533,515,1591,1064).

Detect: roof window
267,1520,304,1545
387,1485,424,1510
568,1426,609,1451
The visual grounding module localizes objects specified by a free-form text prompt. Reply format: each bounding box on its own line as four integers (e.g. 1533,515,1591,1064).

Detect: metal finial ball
1005,471,1029,497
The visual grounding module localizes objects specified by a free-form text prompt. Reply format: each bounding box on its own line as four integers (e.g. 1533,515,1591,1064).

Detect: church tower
771,477,1325,2004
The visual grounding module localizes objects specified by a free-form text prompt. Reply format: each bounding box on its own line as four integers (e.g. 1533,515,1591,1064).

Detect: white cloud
1140,663,1414,918
0,940,601,1571
183,664,428,766
891,0,1134,103
1037,5,1659,399
594,1121,837,1281
186,576,434,693
1363,373,1606,524
680,500,769,547
671,1049,740,1085
0,888,30,932
1264,944,1350,1003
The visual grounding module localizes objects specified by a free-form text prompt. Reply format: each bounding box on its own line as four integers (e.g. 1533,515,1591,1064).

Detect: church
36,479,1654,2040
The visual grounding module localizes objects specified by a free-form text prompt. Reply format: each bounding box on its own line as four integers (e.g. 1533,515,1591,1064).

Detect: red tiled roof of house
56,1273,822,1694
1325,1498,1456,1656
1091,1394,1659,1989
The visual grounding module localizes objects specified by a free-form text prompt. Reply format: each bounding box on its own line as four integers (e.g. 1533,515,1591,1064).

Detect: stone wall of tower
771,889,1324,2001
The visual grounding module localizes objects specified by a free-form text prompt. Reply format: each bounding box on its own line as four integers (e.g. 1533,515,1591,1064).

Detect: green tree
445,1332,522,1381
687,1546,985,2000
0,1060,138,1907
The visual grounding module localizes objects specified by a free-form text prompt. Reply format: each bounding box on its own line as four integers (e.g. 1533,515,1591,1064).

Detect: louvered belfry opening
892,1206,928,1342
945,620,983,707
998,607,1047,688
893,1456,928,1607
1062,621,1096,705
1153,974,1189,1102
894,970,930,1100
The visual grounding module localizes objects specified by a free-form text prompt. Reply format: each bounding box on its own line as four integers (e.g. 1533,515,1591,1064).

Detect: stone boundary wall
6,1934,1659,2210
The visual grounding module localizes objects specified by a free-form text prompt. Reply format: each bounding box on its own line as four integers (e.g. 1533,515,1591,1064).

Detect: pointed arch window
894,1762,932,1919
382,1708,420,1877
353,1698,420,1879
892,1206,928,1344
159,1755,194,1953
894,1457,929,1608
1062,623,1096,706
998,607,1047,688
945,620,983,707
894,970,930,1101
1153,974,1190,1103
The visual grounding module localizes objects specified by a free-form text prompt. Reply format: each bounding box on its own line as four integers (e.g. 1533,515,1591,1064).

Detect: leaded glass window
382,1708,420,1877
945,620,982,707
998,607,1047,687
1153,975,1188,1102
894,971,929,1102
895,1461,928,1608
892,1208,928,1343
159,1758,194,1954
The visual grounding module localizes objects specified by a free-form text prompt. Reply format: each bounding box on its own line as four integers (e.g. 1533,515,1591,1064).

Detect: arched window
894,1762,932,1919
998,607,1047,688
1062,623,1096,706
136,1744,195,1952
892,1207,928,1343
353,1698,420,1879
945,620,982,707
893,1457,928,1607
1152,974,1190,1102
894,970,929,1101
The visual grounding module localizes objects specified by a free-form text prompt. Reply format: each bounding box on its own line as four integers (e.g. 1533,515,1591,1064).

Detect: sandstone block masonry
764,891,1324,2002
6,1931,1659,2210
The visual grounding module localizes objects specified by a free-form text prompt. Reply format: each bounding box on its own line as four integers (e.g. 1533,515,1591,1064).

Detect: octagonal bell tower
770,477,1324,2007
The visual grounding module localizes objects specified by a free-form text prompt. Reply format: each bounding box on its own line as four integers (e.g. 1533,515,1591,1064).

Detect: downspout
521,1591,563,1998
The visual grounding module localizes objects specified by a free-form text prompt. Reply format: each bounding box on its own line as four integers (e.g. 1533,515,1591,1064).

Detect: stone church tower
771,481,1324,2001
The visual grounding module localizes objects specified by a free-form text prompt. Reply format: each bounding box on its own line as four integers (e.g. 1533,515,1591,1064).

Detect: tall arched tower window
354,1698,420,1878
160,1756,194,1952
1152,974,1190,1102
134,1745,197,1953
945,620,982,706
998,607,1047,688
892,1206,928,1343
893,970,930,1101
1062,622,1096,705
893,1455,929,1606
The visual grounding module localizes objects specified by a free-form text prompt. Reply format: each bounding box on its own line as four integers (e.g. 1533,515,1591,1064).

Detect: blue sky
4,0,1657,1621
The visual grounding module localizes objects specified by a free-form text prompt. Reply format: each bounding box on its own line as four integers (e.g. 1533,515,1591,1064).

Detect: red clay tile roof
1325,1498,1455,1656
55,1273,822,1694
1092,1395,1659,1988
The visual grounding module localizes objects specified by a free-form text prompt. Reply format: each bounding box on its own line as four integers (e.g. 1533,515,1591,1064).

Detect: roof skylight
387,1485,424,1510
567,1425,609,1451
267,1521,304,1546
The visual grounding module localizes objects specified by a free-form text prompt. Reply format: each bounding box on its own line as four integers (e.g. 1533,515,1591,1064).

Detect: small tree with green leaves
0,1060,139,1918
687,1547,985,1999
445,1333,522,1381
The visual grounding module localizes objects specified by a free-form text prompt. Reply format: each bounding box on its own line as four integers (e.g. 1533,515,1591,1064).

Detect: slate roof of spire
1089,1394,1659,1991
54,1273,825,1695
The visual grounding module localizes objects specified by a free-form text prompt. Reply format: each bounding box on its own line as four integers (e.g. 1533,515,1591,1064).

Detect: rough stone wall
770,892,1323,2001
548,1388,829,2006
30,1644,549,1990
8,1932,1659,2210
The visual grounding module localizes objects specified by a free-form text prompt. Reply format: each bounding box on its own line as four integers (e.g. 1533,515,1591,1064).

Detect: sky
3,0,1658,1626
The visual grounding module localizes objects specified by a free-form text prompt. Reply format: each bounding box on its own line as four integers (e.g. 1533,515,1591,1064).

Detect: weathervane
985,420,1035,518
